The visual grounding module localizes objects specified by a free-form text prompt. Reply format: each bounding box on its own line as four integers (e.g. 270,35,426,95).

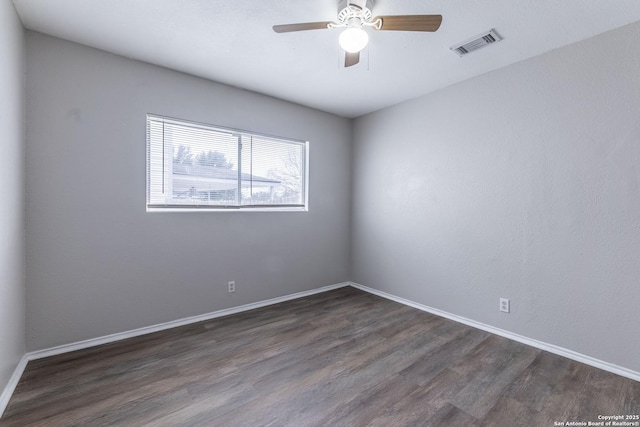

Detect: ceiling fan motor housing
337,0,374,24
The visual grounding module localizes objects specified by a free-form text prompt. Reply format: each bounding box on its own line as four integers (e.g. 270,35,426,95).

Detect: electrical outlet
228,281,236,293
499,298,510,313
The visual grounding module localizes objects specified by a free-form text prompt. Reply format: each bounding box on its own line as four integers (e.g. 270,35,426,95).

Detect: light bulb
339,27,369,53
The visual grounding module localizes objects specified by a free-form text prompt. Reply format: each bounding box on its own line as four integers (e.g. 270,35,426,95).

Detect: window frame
146,114,309,212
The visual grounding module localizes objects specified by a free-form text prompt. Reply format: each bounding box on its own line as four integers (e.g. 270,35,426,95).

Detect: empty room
1,0,639,425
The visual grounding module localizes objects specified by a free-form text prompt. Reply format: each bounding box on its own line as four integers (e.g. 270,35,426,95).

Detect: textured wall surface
25,32,352,351
0,0,26,395
351,22,640,372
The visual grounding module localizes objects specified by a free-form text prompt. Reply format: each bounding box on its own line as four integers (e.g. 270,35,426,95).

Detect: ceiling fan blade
345,51,360,68
374,15,442,32
272,21,333,33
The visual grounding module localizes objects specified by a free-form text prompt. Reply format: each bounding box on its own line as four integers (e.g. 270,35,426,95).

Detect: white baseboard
349,282,640,383
27,282,350,361
0,355,28,419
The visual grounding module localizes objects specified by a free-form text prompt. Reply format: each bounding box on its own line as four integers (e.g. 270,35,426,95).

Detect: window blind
147,115,307,210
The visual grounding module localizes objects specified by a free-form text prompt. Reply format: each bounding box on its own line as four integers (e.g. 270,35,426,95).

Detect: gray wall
25,32,351,351
352,22,640,373
0,0,26,392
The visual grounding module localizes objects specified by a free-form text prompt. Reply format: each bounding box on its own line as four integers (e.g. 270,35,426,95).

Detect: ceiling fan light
339,27,369,53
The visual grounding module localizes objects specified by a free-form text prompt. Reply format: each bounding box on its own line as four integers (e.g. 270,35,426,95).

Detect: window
146,115,308,211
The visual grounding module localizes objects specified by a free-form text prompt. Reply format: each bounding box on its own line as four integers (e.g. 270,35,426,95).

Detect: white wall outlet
228,281,236,293
499,298,510,313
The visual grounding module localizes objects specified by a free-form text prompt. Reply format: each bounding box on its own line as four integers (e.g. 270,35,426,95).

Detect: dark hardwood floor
2,287,639,426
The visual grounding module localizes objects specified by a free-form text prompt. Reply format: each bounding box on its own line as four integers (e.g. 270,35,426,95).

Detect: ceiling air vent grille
451,29,502,57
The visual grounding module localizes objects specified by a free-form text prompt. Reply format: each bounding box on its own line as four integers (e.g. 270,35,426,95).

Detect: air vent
450,29,502,57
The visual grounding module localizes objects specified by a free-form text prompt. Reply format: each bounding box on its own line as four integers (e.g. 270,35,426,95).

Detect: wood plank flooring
2,287,639,426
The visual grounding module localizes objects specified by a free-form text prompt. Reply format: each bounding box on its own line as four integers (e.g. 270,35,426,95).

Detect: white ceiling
12,0,640,118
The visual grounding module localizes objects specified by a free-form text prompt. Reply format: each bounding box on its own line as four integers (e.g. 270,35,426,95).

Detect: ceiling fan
273,0,442,68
